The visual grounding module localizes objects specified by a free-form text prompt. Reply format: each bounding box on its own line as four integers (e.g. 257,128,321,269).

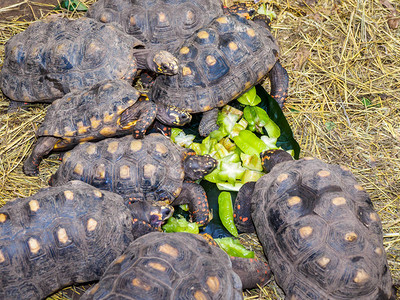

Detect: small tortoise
150,13,289,136
22,80,191,176
81,232,271,300
0,16,178,107
0,180,172,300
49,133,218,225
234,149,395,299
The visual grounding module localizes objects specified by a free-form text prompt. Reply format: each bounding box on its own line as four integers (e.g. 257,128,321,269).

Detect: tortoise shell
0,17,142,103
150,13,279,113
251,157,394,299
81,232,243,300
37,80,142,150
86,0,224,53
0,181,167,299
50,133,188,203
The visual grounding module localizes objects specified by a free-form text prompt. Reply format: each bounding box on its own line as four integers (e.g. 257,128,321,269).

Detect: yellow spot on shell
149,262,166,271
89,284,100,295
340,165,350,171
304,157,315,160
182,66,192,76
87,218,98,231
57,228,69,244
354,184,364,191
29,200,40,212
194,290,208,300
216,16,228,24
0,214,7,223
78,136,95,142
28,238,41,254
103,112,114,123
277,173,288,183
93,190,102,198
114,255,126,264
144,164,156,178
206,276,220,293
206,55,217,66
287,196,301,206
130,140,142,152
246,28,256,37
0,250,5,263
318,170,330,177
74,163,84,175
299,226,313,238
155,143,168,154
159,243,178,258
116,105,126,115
99,127,117,136
62,152,71,163
345,232,357,242
375,247,383,255
369,212,379,221
180,47,190,55
95,164,106,179
77,121,90,135
64,127,75,137
120,165,130,179
64,190,74,200
86,144,97,155
317,257,330,268
102,82,113,90
132,278,151,291
228,42,238,51
332,197,346,206
354,269,369,284
158,12,167,22
197,31,209,39
107,141,119,153
130,16,136,25
180,171,185,180
43,130,49,135
90,117,101,129
244,81,252,90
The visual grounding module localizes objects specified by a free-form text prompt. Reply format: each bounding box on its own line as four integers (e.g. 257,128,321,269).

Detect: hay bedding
0,0,399,299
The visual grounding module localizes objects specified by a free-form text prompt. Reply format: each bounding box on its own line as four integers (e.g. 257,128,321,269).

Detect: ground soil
0,0,60,21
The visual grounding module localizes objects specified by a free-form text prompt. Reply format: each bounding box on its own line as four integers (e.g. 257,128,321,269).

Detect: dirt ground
0,0,60,21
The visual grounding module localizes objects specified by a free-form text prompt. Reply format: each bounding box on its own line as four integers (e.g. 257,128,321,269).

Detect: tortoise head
151,50,179,75
128,200,173,239
183,150,218,181
260,149,293,173
156,103,192,127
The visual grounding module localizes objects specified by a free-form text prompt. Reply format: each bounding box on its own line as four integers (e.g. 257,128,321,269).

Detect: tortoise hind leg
23,136,59,176
199,108,219,137
172,182,210,226
234,181,256,233
269,60,289,108
229,256,271,289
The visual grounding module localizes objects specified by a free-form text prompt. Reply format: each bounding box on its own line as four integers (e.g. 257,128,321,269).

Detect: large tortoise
22,80,191,176
234,149,396,299
81,232,271,300
0,180,172,300
49,133,218,225
150,13,289,136
0,16,178,106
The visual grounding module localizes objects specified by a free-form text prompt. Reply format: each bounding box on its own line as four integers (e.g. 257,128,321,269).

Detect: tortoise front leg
199,108,219,137
234,181,256,233
269,60,289,108
23,136,60,176
119,98,157,139
172,182,210,226
229,256,271,289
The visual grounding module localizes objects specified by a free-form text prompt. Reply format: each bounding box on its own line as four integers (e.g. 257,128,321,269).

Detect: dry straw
0,0,399,299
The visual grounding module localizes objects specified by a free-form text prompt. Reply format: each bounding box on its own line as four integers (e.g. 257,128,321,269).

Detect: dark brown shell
0,17,142,103
0,181,135,300
50,133,186,203
86,0,224,52
81,232,243,300
252,157,394,299
150,13,279,113
36,80,140,148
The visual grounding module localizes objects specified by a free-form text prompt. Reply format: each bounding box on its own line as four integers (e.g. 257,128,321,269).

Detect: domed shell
50,133,186,203
86,0,224,52
252,158,394,299
0,181,135,300
36,80,141,149
0,17,143,103
81,232,243,300
150,13,279,113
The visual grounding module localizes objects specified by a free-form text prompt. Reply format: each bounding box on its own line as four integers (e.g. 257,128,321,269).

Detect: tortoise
22,79,191,176
0,180,173,300
80,232,271,300
49,133,218,225
150,13,289,136
234,149,396,299
0,16,178,108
